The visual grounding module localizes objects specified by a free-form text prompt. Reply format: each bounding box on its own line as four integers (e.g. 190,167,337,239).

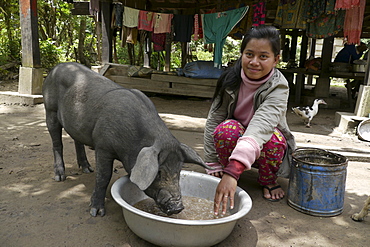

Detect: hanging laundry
303,0,326,22
138,10,154,32
335,0,361,10
200,7,216,41
274,0,306,29
152,33,167,52
229,3,250,40
252,2,266,26
153,13,173,34
126,27,138,45
123,6,139,28
194,13,205,40
305,0,345,39
343,0,365,44
89,0,99,16
202,6,249,68
114,3,123,28
173,15,194,42
193,14,200,41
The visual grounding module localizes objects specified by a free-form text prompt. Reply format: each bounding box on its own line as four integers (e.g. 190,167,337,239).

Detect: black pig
42,62,210,217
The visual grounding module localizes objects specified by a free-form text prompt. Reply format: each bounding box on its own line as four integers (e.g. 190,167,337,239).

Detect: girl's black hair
212,25,281,108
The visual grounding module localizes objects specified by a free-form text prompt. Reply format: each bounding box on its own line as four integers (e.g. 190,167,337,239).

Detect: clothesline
274,0,365,44
114,4,249,67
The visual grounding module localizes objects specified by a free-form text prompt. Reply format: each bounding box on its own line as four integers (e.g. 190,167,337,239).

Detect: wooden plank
106,75,214,98
99,64,110,76
151,74,218,86
107,75,170,89
172,82,215,98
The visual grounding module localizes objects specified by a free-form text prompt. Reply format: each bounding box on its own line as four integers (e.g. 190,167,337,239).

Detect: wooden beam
314,36,334,98
71,1,90,15
101,0,113,63
289,29,298,64
165,34,171,71
320,36,334,73
19,0,41,67
299,30,308,68
181,42,187,68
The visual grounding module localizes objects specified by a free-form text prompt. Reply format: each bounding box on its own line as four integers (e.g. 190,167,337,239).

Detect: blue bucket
287,148,348,217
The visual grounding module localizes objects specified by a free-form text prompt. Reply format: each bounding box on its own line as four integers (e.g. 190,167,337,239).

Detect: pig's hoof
82,166,94,173
54,174,66,181
90,207,105,217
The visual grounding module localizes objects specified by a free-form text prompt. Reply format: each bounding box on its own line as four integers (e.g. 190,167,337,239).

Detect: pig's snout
156,190,184,215
162,200,184,215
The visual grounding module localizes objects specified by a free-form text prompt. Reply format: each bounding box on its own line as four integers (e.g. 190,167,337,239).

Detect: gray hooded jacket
204,68,296,178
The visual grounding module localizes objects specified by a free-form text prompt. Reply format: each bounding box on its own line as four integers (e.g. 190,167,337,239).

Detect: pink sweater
226,69,274,177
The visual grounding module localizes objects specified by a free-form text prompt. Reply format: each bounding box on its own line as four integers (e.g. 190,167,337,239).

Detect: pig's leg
45,111,66,181
74,140,94,173
90,150,114,217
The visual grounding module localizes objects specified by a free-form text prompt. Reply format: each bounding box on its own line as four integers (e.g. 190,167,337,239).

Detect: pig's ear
130,146,159,190
180,143,209,168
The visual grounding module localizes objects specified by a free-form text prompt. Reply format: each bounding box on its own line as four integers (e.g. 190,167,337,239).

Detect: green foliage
222,37,241,65
0,38,21,64
39,39,63,70
0,0,21,65
171,42,182,69
116,43,143,66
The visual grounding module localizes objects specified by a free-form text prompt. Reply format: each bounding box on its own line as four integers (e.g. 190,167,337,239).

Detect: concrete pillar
355,85,370,117
18,67,43,94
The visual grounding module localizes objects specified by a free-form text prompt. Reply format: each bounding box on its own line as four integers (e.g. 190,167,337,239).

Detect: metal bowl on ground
111,170,252,247
357,119,370,141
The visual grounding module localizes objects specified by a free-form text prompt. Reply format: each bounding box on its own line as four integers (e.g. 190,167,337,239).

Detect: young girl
203,25,296,216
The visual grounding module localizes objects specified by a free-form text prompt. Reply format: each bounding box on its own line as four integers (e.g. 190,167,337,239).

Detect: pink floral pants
213,119,287,185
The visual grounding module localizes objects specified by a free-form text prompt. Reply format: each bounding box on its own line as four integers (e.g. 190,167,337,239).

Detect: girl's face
241,38,279,80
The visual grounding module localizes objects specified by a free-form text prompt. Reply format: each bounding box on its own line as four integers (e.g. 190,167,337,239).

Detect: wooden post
18,0,43,95
164,33,171,72
299,30,308,68
101,0,112,64
289,29,298,64
181,42,188,68
294,31,309,103
19,0,40,67
364,54,370,86
314,36,333,98
306,38,316,85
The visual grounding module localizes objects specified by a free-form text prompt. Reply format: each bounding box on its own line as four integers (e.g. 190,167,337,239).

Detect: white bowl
111,170,252,247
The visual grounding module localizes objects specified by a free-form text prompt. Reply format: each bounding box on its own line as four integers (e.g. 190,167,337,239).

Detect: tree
0,0,21,63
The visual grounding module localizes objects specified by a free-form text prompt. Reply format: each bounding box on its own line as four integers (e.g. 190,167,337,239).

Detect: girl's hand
214,174,237,215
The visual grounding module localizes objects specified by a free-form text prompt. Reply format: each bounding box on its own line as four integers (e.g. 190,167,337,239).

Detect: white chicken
292,99,327,128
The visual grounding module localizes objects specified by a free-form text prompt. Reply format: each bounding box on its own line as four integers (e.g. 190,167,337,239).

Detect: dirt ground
0,82,369,247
